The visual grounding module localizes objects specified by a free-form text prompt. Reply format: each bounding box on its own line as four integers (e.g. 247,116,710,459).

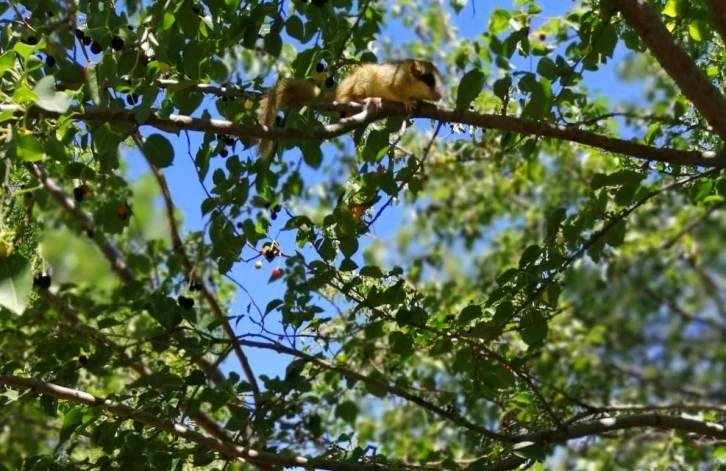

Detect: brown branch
517,412,726,442
40,291,235,442
234,338,511,442
613,0,726,140
703,0,726,45
25,162,134,282
0,375,414,471
142,155,262,413
27,161,255,440
4,102,725,168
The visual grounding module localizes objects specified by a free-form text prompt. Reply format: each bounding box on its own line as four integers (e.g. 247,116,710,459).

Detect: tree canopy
1,0,726,469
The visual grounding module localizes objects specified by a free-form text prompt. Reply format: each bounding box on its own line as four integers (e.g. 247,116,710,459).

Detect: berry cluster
75,28,125,55
73,183,89,202
217,134,235,158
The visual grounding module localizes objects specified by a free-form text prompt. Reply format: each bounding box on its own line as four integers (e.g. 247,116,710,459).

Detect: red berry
117,203,129,220
502,420,510,429
270,268,283,281
24,17,31,24
82,65,88,75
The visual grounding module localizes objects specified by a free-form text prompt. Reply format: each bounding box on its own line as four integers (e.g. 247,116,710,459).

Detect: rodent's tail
256,79,321,158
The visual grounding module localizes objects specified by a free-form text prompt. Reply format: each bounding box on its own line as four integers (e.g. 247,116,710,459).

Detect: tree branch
517,413,726,442
39,291,236,443
235,338,512,442
0,375,414,471
613,0,726,140
27,161,256,442
5,102,725,169
703,0,726,46
141,152,262,420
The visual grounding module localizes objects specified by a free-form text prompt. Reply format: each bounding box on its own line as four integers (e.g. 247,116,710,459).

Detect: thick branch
236,338,510,442
613,0,726,140
703,0,726,46
26,162,134,282
27,162,255,438
0,375,410,471
4,103,725,168
40,291,235,443
518,413,726,442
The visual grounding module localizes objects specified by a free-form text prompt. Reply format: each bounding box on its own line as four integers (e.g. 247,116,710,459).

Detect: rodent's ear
410,60,423,78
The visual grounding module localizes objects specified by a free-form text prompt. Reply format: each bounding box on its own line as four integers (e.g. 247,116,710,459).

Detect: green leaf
334,401,359,424
300,140,323,168
691,180,713,202
0,254,32,315
536,57,557,80
519,244,542,268
456,69,486,111
16,134,44,162
488,8,511,35
264,29,283,57
144,134,175,168
459,304,482,324
83,64,105,107
360,265,385,278
286,15,305,41
339,237,358,258
716,177,726,197
688,20,708,41
58,407,84,450
0,51,15,78
492,75,512,100
493,301,514,325
389,331,414,358
604,220,627,247
520,310,547,346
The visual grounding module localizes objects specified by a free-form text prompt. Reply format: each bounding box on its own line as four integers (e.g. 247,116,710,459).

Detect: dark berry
90,41,102,54
117,203,129,220
189,279,203,291
126,94,138,105
271,212,277,220
275,115,283,127
325,76,335,88
24,36,38,46
236,222,243,229
73,186,85,202
82,35,91,46
177,296,195,310
192,6,201,15
74,29,85,40
111,35,124,51
33,273,51,289
45,55,56,67
78,355,88,365
311,0,325,6
85,228,94,238
128,25,135,31
316,62,325,73
220,148,229,158
222,96,228,102
273,204,281,213
224,137,234,146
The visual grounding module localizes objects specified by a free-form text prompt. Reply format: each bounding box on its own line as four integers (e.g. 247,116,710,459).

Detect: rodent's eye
418,72,437,89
